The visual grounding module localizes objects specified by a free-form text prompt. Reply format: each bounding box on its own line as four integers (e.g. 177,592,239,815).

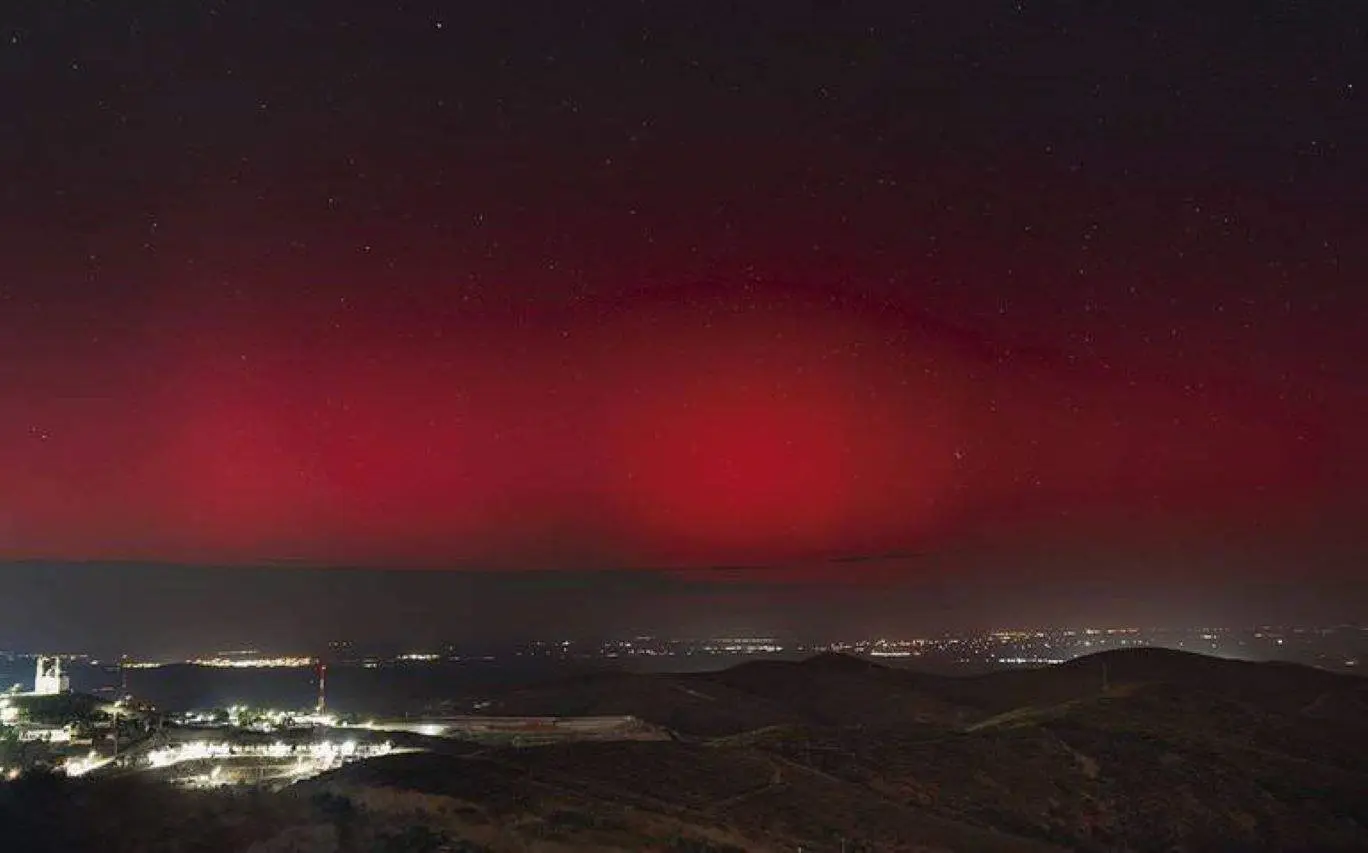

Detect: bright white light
62,751,105,777
188,656,315,669
995,657,1066,665
141,737,396,783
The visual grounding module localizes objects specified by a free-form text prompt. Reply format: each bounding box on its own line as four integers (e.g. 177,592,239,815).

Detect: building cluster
0,657,145,780
171,705,339,731
141,737,396,787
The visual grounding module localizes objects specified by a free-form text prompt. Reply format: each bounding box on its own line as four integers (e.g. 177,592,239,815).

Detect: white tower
34,656,69,695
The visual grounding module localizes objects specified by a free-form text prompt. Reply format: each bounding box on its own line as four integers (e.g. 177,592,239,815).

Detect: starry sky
1,2,1365,644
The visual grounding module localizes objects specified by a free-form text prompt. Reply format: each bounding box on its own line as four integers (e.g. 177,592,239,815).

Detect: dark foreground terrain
1,648,1365,852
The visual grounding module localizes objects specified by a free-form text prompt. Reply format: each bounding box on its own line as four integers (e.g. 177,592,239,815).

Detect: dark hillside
487,670,807,737
307,745,1068,852
918,647,1361,713
693,656,970,728
467,649,1368,851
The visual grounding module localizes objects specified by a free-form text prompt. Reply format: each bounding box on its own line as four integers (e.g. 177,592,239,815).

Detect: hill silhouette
927,647,1360,714
488,647,1363,737
487,652,975,737
364,648,1368,851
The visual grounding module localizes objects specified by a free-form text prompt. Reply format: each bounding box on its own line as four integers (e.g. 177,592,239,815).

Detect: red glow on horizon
0,281,1348,573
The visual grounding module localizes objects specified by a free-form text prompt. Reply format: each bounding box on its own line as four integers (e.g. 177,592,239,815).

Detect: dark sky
1,3,1364,648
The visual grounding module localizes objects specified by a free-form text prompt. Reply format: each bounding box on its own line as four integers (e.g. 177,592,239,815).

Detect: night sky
1,3,1364,649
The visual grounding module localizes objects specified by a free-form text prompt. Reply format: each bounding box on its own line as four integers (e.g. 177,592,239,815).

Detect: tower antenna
316,660,327,716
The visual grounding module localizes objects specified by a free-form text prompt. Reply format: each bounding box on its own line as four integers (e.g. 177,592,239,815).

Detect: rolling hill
294,648,1368,851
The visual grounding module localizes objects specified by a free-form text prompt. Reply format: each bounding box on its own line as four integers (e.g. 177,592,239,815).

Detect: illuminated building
34,656,70,695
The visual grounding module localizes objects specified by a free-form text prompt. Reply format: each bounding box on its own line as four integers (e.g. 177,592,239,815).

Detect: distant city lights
189,656,316,669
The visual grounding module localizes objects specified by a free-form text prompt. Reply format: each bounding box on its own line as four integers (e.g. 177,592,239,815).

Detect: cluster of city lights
145,738,394,773
994,657,1068,665
202,705,338,731
188,656,316,669
62,750,110,777
700,639,786,654
121,656,318,669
